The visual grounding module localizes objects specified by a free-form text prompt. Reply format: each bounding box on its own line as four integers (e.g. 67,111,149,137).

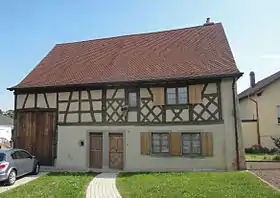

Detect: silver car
0,149,40,185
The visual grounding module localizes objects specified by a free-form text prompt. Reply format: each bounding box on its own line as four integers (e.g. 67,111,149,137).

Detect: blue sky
1,0,280,110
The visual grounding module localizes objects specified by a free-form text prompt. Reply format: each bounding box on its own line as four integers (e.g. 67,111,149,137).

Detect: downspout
248,97,261,146
12,91,17,149
232,78,240,170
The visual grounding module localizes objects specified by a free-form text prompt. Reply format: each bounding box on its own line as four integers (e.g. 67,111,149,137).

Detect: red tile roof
11,23,241,90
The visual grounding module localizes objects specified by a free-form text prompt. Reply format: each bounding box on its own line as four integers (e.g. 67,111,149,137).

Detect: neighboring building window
128,92,137,108
152,133,169,153
166,87,187,105
277,106,280,123
182,133,201,155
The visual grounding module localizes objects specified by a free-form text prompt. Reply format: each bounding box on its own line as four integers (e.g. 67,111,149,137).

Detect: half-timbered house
8,20,246,171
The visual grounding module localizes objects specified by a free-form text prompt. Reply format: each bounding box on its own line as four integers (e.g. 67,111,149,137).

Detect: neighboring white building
0,114,13,142
239,71,280,148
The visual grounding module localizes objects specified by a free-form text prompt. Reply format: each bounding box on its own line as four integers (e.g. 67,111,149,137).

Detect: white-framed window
166,87,187,105
152,133,169,153
182,133,201,155
277,105,280,123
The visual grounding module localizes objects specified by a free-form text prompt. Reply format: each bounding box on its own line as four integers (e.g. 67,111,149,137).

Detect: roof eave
8,72,243,92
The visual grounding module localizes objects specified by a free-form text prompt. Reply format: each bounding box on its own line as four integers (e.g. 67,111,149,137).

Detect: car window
11,151,21,160
18,151,31,159
0,153,6,161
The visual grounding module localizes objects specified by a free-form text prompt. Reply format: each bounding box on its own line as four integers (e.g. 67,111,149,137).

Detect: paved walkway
0,172,47,193
86,172,122,198
252,169,280,189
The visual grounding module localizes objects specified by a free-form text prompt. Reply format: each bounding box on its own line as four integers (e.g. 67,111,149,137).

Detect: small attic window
128,91,138,108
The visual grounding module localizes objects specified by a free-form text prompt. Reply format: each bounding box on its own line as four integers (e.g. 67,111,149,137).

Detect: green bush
245,145,277,154
261,147,270,154
245,148,253,153
271,137,280,149
272,155,280,161
269,148,278,154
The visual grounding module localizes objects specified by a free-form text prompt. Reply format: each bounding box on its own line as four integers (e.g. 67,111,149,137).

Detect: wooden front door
89,133,103,169
15,111,56,166
109,133,123,169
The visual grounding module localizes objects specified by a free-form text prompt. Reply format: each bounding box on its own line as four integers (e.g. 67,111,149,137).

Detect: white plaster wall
37,94,48,108
16,93,57,109
91,90,102,99
56,123,230,171
56,126,88,168
220,78,245,170
59,92,71,101
69,102,79,111
125,124,226,171
204,83,217,94
25,94,34,108
107,89,124,98
140,88,152,98
0,125,12,141
128,112,137,122
16,94,26,109
241,122,258,148
239,98,257,120
46,93,57,108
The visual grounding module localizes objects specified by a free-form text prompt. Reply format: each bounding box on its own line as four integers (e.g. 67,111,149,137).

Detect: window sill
150,153,210,159
165,104,189,108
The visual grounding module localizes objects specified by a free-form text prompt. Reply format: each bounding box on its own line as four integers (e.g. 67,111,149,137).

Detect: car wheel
32,163,40,175
7,170,16,185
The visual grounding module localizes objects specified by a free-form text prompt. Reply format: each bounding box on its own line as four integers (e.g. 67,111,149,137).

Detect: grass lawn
117,172,280,198
1,172,96,198
246,154,277,161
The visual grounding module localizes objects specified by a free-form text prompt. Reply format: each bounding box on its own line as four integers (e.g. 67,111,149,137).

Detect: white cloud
260,54,280,59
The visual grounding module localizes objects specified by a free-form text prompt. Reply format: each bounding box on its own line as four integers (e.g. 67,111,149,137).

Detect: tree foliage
4,110,14,118
271,137,280,149
0,109,14,118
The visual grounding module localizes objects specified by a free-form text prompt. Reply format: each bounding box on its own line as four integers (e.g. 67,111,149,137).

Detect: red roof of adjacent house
10,22,241,90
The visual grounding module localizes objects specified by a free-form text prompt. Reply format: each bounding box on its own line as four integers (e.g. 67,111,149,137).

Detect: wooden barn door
109,133,123,169
15,110,55,166
89,133,103,169
34,111,55,165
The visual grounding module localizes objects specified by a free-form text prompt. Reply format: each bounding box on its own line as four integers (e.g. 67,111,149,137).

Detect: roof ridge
57,22,222,46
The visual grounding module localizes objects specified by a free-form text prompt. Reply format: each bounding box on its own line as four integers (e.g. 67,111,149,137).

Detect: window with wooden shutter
189,84,202,104
170,132,182,156
201,132,213,157
151,88,164,105
140,132,151,155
